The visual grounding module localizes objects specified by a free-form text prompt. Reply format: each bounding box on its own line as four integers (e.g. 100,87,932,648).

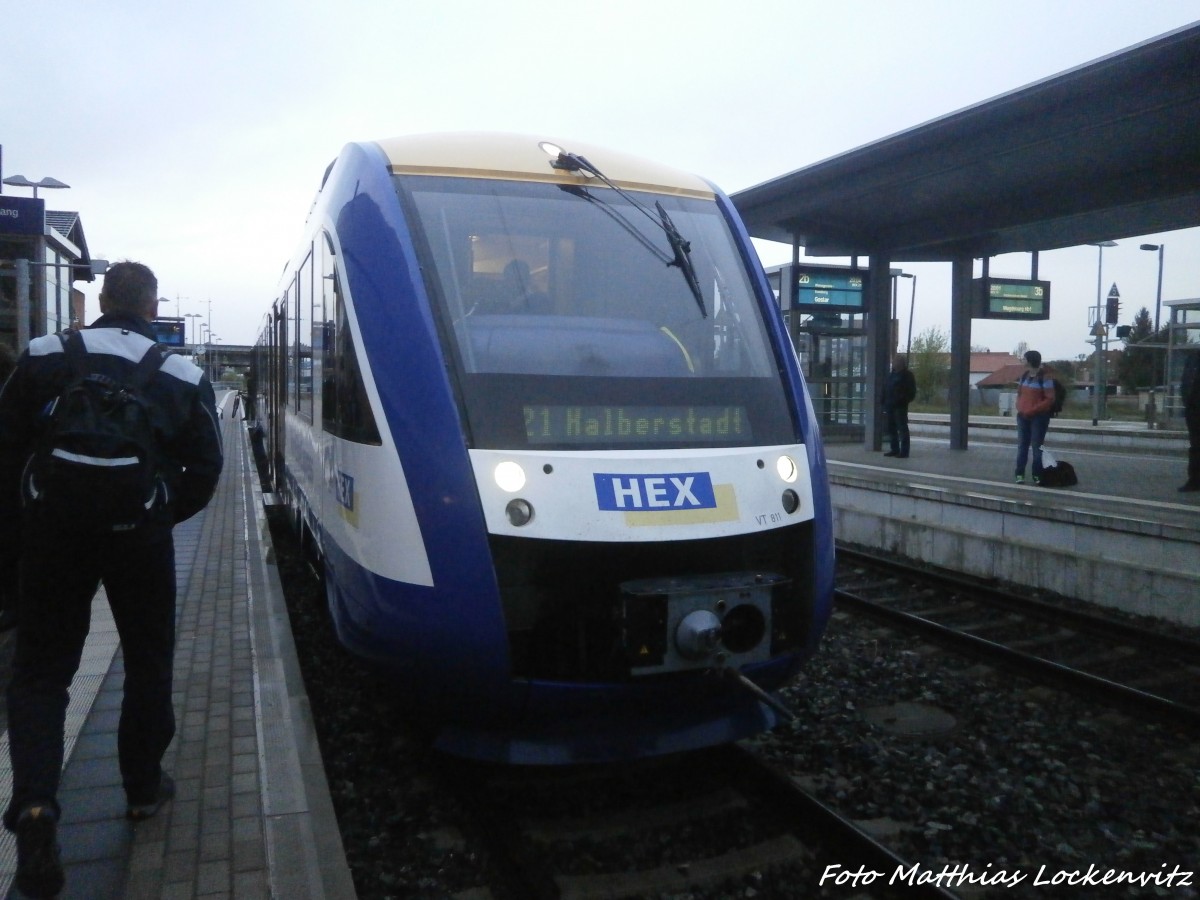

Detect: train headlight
494,461,526,492
505,499,534,527
776,454,798,483
782,489,800,514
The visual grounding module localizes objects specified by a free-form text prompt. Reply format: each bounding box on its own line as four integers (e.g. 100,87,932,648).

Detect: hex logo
335,470,354,511
594,472,717,511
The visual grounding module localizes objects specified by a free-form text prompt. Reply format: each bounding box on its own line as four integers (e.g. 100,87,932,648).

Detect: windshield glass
398,175,797,450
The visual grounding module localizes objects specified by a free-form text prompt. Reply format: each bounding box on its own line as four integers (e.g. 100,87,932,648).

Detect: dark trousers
1015,412,1051,477
885,405,910,455
4,525,177,827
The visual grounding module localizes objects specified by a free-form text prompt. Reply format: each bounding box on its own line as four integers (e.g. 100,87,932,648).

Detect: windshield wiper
549,148,707,318
655,201,705,318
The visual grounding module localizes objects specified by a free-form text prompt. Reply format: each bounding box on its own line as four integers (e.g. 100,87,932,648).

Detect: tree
1047,358,1077,381
1117,306,1159,390
909,326,950,404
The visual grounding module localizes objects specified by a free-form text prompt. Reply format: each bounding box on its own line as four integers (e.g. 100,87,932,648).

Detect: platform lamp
1139,243,1164,334
1139,242,1166,402
2,174,70,198
185,313,203,354
901,273,917,357
1086,241,1117,426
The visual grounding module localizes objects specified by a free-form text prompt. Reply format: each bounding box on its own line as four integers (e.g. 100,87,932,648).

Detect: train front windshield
399,175,798,451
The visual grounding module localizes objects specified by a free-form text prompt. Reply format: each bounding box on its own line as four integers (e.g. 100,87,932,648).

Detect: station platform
0,394,355,899
824,414,1200,626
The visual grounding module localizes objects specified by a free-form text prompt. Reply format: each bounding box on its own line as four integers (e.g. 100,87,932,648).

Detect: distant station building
0,186,100,354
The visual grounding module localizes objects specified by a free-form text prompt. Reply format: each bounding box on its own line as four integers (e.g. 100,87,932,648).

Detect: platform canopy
731,22,1200,262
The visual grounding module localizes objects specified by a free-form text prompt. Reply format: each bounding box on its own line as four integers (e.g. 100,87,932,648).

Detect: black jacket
0,314,224,542
1182,351,1200,417
882,368,917,410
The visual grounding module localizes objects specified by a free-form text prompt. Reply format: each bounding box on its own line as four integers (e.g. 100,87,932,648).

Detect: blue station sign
0,196,46,236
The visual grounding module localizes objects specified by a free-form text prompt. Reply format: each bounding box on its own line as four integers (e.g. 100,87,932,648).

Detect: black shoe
883,451,898,457
127,773,175,822
15,804,64,898
896,453,909,458
1179,482,1200,493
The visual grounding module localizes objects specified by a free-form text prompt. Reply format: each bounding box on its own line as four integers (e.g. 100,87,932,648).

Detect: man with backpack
0,261,223,897
1013,349,1057,485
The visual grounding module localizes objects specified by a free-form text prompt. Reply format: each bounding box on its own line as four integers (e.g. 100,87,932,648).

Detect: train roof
372,132,717,200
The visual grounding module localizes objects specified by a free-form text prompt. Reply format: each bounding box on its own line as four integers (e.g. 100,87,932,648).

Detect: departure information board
972,278,1051,320
152,318,187,346
794,267,866,311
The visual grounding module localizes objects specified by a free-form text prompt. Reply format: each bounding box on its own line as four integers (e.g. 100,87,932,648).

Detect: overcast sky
3,0,1197,362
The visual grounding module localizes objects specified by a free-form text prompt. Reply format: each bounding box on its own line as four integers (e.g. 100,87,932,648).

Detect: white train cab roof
372,132,717,200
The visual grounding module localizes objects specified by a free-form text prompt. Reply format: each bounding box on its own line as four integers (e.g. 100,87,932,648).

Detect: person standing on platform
1013,349,1056,485
0,261,223,898
1179,350,1200,493
882,353,917,458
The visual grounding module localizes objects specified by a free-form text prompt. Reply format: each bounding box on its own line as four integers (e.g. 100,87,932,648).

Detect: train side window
298,251,314,422
321,247,381,445
284,285,297,407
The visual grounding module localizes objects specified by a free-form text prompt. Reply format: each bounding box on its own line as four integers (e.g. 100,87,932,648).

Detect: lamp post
1140,243,1166,410
184,313,203,355
902,273,917,357
1087,241,1117,426
210,336,221,382
1,175,70,198
888,268,908,353
1139,243,1165,334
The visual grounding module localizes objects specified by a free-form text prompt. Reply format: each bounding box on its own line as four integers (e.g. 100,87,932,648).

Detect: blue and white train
250,133,834,763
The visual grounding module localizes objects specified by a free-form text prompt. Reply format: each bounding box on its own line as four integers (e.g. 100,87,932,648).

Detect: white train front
250,133,835,763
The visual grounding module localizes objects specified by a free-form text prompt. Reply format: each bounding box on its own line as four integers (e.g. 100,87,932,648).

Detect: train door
272,300,287,490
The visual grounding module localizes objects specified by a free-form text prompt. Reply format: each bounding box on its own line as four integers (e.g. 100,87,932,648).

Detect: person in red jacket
1013,349,1057,485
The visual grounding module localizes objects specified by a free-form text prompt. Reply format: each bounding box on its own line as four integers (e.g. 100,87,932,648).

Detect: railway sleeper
553,833,807,900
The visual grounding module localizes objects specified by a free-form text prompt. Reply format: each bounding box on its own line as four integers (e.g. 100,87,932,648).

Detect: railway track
835,547,1200,729
440,744,959,900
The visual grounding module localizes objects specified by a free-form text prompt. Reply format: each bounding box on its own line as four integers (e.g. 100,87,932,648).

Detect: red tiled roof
970,352,1023,374
976,363,1027,387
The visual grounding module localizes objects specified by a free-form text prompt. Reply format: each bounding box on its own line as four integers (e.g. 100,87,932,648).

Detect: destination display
972,278,1051,320
151,318,187,346
524,404,751,445
794,265,866,311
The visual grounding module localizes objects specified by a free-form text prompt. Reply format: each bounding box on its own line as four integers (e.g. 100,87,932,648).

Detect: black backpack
1040,460,1078,488
23,330,167,533
1050,378,1067,416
